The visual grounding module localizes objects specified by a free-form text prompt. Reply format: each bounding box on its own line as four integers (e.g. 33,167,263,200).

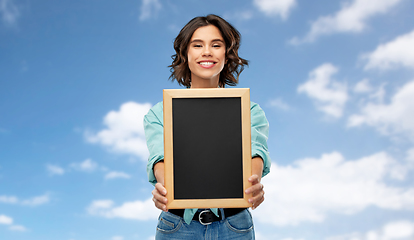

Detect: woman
144,14,271,239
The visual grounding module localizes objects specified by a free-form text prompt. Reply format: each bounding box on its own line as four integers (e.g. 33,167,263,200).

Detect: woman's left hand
245,174,265,210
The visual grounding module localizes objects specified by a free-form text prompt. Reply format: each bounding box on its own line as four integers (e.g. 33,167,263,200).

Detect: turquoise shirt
144,101,271,225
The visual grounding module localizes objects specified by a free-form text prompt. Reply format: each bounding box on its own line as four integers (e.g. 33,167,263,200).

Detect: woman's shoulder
250,101,263,111
250,101,268,122
145,101,163,118
152,101,163,110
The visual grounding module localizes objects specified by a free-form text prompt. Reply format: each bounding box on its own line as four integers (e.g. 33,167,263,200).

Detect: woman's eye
193,44,202,48
213,44,221,48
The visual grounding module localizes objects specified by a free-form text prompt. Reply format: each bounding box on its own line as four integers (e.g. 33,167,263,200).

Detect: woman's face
187,25,226,88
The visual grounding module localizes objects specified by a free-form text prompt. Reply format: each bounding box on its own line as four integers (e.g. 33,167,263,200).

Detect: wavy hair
168,14,249,88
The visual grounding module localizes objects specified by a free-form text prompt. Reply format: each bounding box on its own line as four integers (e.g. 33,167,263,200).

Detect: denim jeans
155,209,255,240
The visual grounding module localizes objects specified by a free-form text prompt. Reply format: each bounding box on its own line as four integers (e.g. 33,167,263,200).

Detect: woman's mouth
198,61,216,68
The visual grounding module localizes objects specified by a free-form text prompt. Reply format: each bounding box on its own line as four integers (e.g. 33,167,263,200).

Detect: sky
1,0,414,239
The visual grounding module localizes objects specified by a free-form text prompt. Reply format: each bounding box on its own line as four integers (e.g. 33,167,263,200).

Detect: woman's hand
152,161,168,211
245,174,265,210
246,156,265,210
152,183,168,212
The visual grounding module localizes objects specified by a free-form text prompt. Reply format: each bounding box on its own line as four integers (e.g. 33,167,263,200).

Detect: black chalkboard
163,88,252,209
172,97,243,199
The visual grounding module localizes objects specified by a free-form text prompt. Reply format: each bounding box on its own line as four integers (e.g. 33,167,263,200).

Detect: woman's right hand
152,182,168,211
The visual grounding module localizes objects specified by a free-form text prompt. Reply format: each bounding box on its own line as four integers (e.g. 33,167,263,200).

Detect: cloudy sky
1,0,414,239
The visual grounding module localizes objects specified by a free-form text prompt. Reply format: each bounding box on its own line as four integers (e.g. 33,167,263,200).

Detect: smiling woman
168,14,249,88
144,14,271,240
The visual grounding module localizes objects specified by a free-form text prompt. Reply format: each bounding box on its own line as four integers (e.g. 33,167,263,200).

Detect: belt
169,208,245,225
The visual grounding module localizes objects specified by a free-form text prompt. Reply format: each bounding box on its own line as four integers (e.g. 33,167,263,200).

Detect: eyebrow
190,39,224,44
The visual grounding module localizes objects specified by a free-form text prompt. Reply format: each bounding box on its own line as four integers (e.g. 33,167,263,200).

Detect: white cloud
268,98,290,111
223,10,254,22
139,0,161,21
56,158,132,180
362,29,414,70
21,194,50,206
88,199,113,209
0,214,13,225
46,164,65,176
253,0,296,20
0,0,19,26
348,80,414,140
104,171,131,180
407,148,414,163
354,78,373,93
256,233,304,240
85,102,152,160
0,195,18,204
9,225,27,232
369,83,387,103
0,194,49,206
289,0,403,44
70,158,98,172
256,234,305,240
0,215,28,232
327,220,414,240
111,236,124,240
298,63,348,118
87,198,159,221
253,151,414,226
383,221,414,239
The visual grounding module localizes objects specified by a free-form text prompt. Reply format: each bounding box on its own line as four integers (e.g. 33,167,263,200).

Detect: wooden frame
163,88,252,209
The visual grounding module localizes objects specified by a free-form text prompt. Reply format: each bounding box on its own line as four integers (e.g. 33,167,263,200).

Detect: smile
198,61,216,68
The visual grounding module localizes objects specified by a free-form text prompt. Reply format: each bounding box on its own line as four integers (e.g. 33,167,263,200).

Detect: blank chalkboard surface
163,88,252,209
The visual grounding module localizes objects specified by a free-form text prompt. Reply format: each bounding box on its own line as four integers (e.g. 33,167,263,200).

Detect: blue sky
1,0,414,239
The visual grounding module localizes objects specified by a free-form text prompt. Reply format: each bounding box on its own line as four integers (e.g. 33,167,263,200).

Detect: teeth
199,62,214,66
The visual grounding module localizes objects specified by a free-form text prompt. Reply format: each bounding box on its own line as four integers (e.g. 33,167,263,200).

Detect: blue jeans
155,209,255,240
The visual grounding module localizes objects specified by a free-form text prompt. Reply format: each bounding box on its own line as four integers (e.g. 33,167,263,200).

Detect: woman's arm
246,102,271,210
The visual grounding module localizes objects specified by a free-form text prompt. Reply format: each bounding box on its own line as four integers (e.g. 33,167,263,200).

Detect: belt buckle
198,210,213,225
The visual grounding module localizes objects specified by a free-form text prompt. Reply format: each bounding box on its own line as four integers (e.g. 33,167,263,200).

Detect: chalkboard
163,88,252,209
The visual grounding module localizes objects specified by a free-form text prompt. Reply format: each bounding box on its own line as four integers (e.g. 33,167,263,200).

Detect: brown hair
168,14,249,88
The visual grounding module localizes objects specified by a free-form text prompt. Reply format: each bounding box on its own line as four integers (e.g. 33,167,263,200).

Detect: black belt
169,208,245,225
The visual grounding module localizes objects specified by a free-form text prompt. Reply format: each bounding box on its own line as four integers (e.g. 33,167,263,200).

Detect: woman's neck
190,77,220,88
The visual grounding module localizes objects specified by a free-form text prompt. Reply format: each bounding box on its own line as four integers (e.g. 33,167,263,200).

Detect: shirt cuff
252,142,271,177
147,154,164,186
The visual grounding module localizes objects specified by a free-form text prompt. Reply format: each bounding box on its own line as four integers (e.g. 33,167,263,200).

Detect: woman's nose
202,46,212,56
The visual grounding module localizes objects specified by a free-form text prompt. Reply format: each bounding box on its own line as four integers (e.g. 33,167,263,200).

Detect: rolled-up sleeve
251,102,271,177
143,102,164,186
